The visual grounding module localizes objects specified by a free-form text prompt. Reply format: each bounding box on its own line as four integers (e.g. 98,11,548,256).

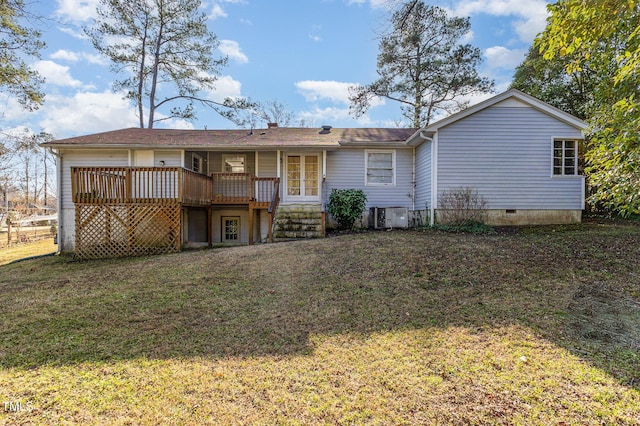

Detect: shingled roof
45,127,418,149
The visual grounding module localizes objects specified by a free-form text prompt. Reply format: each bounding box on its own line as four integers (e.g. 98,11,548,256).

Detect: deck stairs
273,204,324,240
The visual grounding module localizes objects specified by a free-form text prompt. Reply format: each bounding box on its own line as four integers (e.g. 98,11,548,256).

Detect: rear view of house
45,90,587,259
408,89,587,226
46,125,417,258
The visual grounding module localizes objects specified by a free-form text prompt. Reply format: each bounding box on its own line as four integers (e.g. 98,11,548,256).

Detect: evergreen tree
349,1,493,128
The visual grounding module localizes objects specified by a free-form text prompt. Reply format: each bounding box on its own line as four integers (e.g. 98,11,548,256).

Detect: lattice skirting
75,204,181,259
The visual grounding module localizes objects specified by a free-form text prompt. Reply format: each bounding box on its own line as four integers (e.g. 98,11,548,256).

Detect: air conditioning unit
369,207,408,229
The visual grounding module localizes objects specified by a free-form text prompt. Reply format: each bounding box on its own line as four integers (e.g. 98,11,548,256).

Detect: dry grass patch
0,239,56,265
0,223,639,424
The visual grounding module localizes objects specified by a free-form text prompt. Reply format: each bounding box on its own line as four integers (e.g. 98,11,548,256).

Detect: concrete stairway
273,204,324,239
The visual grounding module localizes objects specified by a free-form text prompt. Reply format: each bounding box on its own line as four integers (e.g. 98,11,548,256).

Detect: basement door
285,154,320,202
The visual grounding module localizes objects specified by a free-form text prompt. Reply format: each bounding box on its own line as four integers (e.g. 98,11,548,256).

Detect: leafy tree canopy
349,1,493,128
536,0,640,216
0,0,45,111
510,45,597,120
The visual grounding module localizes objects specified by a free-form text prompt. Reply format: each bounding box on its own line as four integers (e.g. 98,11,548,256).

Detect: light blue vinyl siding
206,152,256,175
154,150,182,167
325,148,414,209
415,141,431,211
436,106,584,210
58,149,129,251
60,149,129,209
257,151,277,177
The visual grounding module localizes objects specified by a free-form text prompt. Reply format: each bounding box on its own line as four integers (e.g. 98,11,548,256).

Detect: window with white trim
222,154,246,173
553,139,578,176
365,150,395,185
222,217,240,241
192,153,203,174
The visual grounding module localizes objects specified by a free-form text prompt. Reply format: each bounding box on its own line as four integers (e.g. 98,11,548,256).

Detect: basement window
222,216,240,242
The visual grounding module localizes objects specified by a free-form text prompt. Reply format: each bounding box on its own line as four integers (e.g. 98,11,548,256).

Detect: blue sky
1,0,551,139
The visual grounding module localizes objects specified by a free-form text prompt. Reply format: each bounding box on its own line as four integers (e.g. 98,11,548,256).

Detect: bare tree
237,99,296,128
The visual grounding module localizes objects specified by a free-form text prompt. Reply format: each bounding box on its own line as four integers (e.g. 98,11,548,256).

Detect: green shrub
434,221,495,234
328,189,367,230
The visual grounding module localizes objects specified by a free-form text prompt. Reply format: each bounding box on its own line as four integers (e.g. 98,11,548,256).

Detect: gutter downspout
412,147,416,213
429,132,437,227
47,147,63,253
413,131,435,226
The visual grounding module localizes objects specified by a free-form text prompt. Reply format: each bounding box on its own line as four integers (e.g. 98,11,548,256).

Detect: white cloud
460,30,474,44
39,90,138,136
57,26,86,40
207,0,246,19
298,106,353,125
50,50,79,62
83,53,108,65
209,4,228,19
295,80,355,105
49,50,108,66
452,0,549,43
346,0,388,8
33,60,84,88
219,40,249,64
309,25,323,42
484,46,527,70
204,75,243,103
157,118,195,130
0,95,34,122
55,0,100,22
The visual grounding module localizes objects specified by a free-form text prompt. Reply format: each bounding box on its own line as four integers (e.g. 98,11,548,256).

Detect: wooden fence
1,226,56,249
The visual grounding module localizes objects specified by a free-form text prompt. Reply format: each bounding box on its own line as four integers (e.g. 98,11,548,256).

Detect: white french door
285,154,320,202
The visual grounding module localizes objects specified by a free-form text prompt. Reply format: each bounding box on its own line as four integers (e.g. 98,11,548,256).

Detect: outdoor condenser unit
369,207,408,229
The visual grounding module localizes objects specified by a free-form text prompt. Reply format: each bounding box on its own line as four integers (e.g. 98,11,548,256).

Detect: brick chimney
267,123,278,129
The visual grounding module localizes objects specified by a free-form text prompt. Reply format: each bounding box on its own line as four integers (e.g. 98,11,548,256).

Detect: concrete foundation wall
437,209,583,226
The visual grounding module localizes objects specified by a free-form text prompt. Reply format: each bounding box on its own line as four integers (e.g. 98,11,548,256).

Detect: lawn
0,222,639,424
0,239,57,266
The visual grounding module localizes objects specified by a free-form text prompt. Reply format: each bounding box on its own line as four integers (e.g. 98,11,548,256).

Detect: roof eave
47,143,342,150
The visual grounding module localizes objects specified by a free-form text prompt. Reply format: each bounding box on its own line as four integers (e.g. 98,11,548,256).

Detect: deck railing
212,172,251,203
72,167,279,208
211,173,280,205
72,167,212,206
182,168,212,206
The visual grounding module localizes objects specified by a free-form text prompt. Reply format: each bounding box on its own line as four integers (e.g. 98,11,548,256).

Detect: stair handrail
267,177,280,242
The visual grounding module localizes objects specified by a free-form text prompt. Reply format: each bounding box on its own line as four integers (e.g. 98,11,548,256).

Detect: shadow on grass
1,226,639,389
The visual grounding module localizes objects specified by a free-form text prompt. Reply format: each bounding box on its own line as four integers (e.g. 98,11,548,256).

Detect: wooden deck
211,173,280,208
71,167,279,207
71,167,280,257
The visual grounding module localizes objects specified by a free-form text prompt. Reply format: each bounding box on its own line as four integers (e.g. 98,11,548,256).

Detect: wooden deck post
248,206,254,245
207,206,212,248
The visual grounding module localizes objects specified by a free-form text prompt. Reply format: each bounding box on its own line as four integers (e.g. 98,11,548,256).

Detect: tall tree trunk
137,10,150,128
147,2,164,129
